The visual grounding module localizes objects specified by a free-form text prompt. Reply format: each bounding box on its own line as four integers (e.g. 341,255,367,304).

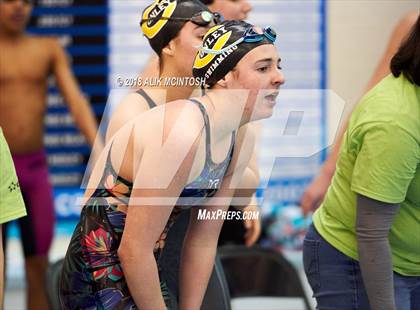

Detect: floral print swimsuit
60,99,236,310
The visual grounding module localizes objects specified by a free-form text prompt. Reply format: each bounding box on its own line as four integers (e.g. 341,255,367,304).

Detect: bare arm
237,122,261,196
119,191,180,310
243,139,261,186
105,93,150,143
300,11,418,216
230,164,261,246
231,155,260,207
231,124,261,246
233,148,260,204
179,126,255,309
118,105,203,309
51,38,98,147
179,205,231,309
179,182,237,309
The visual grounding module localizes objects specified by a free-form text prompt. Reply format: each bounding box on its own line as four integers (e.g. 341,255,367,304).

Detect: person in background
0,0,98,308
201,0,260,249
200,0,252,20
60,20,283,309
199,0,259,249
104,0,259,301
303,15,419,310
0,127,27,310
140,0,253,80
134,0,260,248
300,11,419,215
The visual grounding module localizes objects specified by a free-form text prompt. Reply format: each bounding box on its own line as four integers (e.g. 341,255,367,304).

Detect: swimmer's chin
252,106,275,121
263,97,277,108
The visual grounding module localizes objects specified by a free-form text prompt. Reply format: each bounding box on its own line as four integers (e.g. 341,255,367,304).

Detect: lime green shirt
313,74,420,276
0,128,26,224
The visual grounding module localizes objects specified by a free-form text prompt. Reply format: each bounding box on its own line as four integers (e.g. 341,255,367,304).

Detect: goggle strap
197,26,276,55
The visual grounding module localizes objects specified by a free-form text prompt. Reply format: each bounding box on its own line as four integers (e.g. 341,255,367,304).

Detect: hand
242,204,261,247
300,172,332,216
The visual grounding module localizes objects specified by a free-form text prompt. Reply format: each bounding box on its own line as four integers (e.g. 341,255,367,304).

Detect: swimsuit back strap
189,98,212,162
136,89,157,109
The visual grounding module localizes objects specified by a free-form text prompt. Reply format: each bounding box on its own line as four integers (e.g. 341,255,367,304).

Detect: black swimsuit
60,97,235,310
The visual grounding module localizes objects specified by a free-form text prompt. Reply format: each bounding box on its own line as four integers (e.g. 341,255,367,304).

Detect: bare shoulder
25,36,66,67
35,36,65,60
117,91,151,114
18,35,55,58
105,92,152,142
160,99,205,133
42,36,61,47
28,35,59,50
134,99,205,149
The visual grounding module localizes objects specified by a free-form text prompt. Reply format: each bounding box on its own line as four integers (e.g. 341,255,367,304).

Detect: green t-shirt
313,74,420,276
0,127,26,224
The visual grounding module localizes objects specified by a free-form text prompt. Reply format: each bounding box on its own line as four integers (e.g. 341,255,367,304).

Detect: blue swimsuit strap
102,99,236,194
188,98,236,166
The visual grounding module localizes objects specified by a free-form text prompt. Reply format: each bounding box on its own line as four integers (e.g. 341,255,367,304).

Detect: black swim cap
141,0,213,55
193,20,277,87
199,0,214,4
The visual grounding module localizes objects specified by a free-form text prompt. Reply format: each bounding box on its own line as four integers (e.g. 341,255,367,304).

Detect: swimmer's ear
162,40,176,57
216,73,232,88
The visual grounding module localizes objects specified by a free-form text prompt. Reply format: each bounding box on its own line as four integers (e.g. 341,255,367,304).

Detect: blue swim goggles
197,26,277,55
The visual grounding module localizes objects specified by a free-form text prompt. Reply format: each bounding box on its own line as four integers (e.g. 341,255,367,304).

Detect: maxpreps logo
142,0,177,39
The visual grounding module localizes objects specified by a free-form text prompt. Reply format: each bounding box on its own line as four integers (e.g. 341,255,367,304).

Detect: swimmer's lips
262,90,280,108
264,91,280,102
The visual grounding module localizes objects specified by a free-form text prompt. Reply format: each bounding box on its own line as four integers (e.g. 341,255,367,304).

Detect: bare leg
25,256,50,310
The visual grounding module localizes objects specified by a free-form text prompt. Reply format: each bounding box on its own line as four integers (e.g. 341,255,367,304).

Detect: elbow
245,166,260,189
251,167,261,185
355,224,389,244
248,171,260,191
237,167,260,194
355,221,373,242
118,241,138,268
118,241,153,269
355,225,367,243
117,243,130,268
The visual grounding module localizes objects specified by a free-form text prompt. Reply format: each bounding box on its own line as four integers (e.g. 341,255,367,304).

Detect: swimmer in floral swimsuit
60,19,284,309
60,100,235,310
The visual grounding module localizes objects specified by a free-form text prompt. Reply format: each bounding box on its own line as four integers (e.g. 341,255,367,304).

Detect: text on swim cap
204,25,229,48
194,25,232,69
148,0,174,21
142,0,177,39
204,45,238,80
